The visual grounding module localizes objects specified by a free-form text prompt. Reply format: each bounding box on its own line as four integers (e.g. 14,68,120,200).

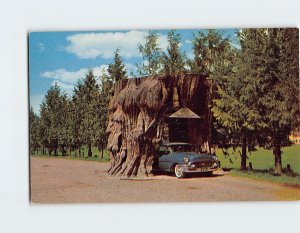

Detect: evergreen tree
29,107,40,154
254,28,299,174
39,83,69,156
73,69,102,157
162,30,186,75
214,28,299,173
137,31,163,76
96,70,112,158
107,49,127,82
212,50,265,170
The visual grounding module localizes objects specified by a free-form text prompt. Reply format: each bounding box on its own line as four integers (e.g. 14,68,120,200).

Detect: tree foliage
38,83,70,156
162,30,186,75
73,69,102,157
137,31,163,76
188,30,232,78
107,49,127,82
212,28,299,173
29,107,40,154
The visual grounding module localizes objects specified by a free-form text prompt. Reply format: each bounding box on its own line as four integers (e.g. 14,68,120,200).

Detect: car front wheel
174,164,186,178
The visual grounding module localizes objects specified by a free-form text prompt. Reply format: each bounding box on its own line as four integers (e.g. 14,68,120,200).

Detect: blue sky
29,29,238,114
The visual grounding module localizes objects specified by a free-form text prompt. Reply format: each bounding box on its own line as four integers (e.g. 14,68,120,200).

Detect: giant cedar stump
106,74,212,177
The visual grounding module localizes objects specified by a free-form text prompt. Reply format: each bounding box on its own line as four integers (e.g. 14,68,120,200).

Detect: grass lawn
31,146,110,162
216,145,300,174
229,169,300,186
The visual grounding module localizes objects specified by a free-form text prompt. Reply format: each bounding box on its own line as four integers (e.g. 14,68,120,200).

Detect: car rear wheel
174,164,186,178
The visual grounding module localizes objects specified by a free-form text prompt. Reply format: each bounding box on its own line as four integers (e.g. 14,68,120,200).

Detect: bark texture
107,74,212,177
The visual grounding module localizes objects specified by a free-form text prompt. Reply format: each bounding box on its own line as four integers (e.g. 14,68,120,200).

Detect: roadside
30,156,300,203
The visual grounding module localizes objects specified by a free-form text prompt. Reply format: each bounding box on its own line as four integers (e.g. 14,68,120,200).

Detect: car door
158,146,172,170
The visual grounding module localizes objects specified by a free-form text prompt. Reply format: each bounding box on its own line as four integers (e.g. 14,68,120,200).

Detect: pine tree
29,107,40,154
216,28,300,174
212,49,265,170
107,49,127,82
162,30,186,75
256,28,299,174
73,69,102,157
96,70,112,158
39,83,70,156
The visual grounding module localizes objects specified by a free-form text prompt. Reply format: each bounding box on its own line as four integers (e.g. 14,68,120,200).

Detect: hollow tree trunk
88,144,92,157
240,136,247,170
106,74,210,177
107,151,115,173
273,143,283,175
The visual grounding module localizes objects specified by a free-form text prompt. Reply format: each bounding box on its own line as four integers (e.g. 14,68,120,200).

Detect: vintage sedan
153,142,220,178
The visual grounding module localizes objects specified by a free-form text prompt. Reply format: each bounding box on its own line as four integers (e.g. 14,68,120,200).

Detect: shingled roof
168,107,201,119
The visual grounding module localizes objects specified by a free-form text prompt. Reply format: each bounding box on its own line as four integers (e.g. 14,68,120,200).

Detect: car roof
160,142,192,146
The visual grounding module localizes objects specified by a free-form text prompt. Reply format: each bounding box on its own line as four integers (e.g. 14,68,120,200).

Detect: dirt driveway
30,156,300,203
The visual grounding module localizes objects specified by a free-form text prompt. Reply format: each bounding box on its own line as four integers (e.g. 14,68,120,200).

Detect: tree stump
106,74,211,177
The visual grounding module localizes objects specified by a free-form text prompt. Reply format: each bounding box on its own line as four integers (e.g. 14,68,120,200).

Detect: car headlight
212,156,218,161
183,157,190,164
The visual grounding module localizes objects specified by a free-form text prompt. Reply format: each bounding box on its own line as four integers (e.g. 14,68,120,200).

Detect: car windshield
169,144,193,153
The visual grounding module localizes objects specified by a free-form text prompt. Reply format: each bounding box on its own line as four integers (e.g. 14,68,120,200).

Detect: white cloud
125,63,138,76
186,51,194,59
41,65,108,85
51,80,74,95
185,39,192,44
41,65,109,96
30,94,45,115
65,30,168,59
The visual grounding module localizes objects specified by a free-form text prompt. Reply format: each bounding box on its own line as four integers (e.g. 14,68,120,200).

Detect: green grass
229,169,300,186
217,145,300,174
31,146,110,162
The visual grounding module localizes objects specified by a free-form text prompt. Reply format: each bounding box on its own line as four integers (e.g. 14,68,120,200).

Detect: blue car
153,142,220,178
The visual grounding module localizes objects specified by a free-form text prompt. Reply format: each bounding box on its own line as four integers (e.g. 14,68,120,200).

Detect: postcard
29,28,300,203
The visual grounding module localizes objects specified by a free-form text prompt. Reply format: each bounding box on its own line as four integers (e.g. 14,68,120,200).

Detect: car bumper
182,163,220,173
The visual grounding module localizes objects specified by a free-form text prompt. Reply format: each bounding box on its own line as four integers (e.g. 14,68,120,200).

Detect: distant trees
97,71,112,158
29,107,40,154
30,48,128,158
37,84,71,156
73,70,101,157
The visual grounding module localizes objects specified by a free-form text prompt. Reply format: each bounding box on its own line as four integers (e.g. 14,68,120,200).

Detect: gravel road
30,157,300,203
